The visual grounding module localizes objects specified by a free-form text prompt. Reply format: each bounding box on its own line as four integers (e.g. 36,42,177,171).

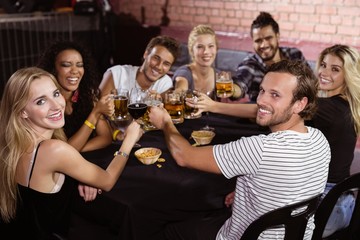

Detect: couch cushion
215,49,250,75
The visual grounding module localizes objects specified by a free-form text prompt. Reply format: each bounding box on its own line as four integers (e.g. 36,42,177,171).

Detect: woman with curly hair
38,40,113,153
37,41,114,201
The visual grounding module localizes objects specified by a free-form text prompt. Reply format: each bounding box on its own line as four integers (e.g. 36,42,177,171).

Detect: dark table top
77,113,268,240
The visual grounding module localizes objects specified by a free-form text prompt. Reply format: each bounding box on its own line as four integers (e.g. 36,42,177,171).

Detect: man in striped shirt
231,12,310,102
149,60,330,239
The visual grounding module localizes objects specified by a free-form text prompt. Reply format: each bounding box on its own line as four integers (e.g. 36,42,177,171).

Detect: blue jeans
321,183,356,238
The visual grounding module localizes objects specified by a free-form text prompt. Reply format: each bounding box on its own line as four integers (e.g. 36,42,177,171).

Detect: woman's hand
94,93,114,118
78,184,99,202
186,91,216,117
124,121,143,144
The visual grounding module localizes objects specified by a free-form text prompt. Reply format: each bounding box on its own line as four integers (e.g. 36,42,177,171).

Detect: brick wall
112,0,360,49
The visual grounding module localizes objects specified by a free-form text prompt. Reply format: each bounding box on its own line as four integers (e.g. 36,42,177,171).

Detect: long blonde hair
0,67,67,222
316,44,360,135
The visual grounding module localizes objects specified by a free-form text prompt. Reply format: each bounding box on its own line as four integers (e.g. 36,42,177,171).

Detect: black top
64,100,94,139
307,95,356,183
15,143,76,239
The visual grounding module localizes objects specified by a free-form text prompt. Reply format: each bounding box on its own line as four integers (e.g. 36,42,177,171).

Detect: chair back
240,194,321,240
312,172,360,240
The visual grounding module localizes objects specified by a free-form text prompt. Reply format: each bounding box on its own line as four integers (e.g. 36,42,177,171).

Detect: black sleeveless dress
16,142,76,239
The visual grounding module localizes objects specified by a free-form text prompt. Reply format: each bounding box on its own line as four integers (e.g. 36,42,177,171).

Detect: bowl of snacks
191,130,215,146
135,147,162,165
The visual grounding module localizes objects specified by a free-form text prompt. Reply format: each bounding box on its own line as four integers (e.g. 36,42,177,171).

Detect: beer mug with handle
215,71,233,98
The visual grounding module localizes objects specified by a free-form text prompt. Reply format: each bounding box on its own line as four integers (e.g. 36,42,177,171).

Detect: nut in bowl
135,147,162,165
191,130,215,146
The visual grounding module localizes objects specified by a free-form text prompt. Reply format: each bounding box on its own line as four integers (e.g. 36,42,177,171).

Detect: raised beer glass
164,90,184,124
111,88,129,121
216,71,233,98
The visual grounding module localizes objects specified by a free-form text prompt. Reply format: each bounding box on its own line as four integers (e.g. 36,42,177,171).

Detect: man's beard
256,103,293,128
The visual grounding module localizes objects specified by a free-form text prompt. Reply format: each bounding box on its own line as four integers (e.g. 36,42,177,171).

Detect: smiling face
256,72,303,131
141,45,174,84
191,34,217,67
252,25,280,63
54,49,84,93
318,53,346,97
22,76,66,137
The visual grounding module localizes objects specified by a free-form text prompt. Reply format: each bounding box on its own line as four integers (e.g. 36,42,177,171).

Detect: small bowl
135,147,162,165
191,130,215,145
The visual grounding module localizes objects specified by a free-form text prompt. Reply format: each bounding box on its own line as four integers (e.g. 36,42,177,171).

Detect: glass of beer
143,92,162,131
184,89,201,119
216,71,233,98
164,90,184,124
111,88,129,121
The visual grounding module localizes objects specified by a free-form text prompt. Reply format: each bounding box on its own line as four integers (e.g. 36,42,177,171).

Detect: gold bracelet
84,120,96,130
114,151,129,158
112,129,122,141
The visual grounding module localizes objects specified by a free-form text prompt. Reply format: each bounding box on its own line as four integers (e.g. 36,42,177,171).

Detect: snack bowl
191,130,215,146
135,147,162,165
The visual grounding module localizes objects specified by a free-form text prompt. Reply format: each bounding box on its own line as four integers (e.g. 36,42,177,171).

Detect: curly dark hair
37,40,101,138
250,12,280,37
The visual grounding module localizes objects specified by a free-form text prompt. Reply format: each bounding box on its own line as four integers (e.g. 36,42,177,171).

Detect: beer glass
184,89,200,119
143,92,162,131
164,90,184,124
216,71,233,98
111,88,129,121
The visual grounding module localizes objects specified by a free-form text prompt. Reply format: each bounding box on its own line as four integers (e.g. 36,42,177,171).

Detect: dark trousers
164,207,231,240
68,193,133,240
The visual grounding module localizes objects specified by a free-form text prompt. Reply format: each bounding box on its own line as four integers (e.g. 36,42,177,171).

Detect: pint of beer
184,89,200,119
111,88,129,120
216,71,233,98
143,93,162,131
164,90,184,124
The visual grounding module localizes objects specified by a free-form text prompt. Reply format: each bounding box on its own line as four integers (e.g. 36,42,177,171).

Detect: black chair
312,172,360,240
240,194,321,240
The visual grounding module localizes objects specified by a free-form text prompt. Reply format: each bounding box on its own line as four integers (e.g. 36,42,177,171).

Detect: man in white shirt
99,35,180,97
100,35,180,141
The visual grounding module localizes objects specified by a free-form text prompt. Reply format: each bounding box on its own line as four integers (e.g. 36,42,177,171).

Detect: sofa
170,43,316,75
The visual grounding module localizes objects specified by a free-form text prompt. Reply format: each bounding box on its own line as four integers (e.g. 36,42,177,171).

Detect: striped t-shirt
214,126,330,240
